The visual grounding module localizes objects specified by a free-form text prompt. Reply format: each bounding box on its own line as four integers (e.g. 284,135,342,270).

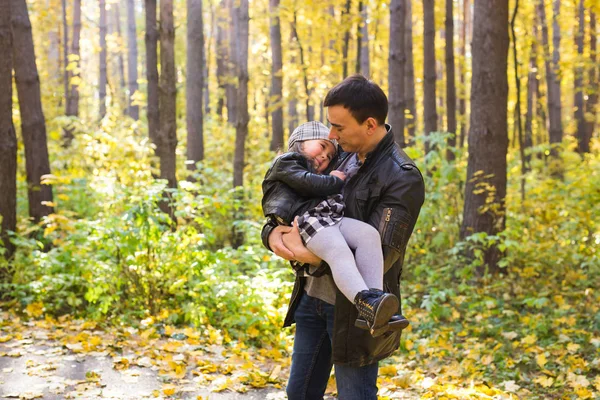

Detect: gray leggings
306,218,383,303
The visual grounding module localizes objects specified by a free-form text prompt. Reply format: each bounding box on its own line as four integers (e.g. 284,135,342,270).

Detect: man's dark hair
323,74,388,125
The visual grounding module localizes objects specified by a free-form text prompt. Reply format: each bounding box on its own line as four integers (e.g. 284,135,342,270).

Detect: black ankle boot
354,289,399,337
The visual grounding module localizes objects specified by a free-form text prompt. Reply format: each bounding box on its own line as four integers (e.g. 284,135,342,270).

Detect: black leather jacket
261,128,425,367
262,152,344,226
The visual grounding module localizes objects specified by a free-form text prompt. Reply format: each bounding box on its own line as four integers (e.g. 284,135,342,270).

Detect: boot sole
369,294,399,337
355,316,409,332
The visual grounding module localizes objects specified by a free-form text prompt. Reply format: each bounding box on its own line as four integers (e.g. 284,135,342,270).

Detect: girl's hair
288,141,304,154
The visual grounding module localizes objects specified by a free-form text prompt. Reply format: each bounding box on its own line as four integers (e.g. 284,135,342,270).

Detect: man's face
326,105,368,153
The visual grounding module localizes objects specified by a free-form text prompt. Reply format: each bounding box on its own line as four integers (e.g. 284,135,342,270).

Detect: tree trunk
187,0,204,170
11,0,54,222
226,0,237,124
460,0,509,275
61,0,69,116
359,1,370,77
66,0,81,119
445,0,456,161
538,0,562,151
126,0,139,120
510,0,525,200
288,29,299,139
231,0,249,248
232,0,249,188
0,0,17,261
291,12,313,121
215,1,227,118
584,10,597,152
405,0,416,143
423,0,438,154
524,13,538,170
99,0,107,118
341,0,351,79
458,0,469,149
269,0,284,152
158,0,178,199
113,3,126,95
145,0,159,146
389,0,406,146
574,0,585,154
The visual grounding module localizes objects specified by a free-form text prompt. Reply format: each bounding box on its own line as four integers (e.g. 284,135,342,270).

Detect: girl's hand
330,170,347,181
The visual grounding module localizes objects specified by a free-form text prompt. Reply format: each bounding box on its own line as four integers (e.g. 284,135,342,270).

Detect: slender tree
341,0,352,78
291,11,313,121
584,10,597,152
359,1,370,77
99,0,107,118
269,0,284,151
11,0,54,222
405,0,416,142
145,0,159,146
226,0,237,124
64,0,81,144
61,0,69,115
524,13,538,170
158,0,178,202
574,0,585,154
126,0,139,120
423,0,438,154
113,3,126,97
187,0,204,170
458,0,469,148
0,0,17,261
538,0,562,152
445,0,456,160
389,0,406,146
232,0,249,188
460,0,509,274
215,1,227,118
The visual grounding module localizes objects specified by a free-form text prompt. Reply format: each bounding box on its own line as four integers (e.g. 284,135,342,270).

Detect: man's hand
268,225,295,260
281,217,322,265
330,170,347,181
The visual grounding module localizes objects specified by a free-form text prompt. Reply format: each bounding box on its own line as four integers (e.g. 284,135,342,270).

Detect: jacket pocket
379,207,411,271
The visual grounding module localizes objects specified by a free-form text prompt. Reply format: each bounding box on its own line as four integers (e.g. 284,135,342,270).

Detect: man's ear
365,117,377,135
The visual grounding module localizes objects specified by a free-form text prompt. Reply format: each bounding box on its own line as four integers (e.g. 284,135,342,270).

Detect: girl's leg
337,218,384,290
306,225,368,302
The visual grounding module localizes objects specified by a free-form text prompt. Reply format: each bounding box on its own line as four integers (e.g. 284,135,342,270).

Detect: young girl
262,121,407,337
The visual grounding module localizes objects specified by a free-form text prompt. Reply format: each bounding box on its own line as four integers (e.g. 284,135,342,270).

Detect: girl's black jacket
261,128,425,368
261,152,344,226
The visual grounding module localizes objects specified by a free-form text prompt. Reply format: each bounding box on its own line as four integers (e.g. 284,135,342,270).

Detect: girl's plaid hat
288,121,338,151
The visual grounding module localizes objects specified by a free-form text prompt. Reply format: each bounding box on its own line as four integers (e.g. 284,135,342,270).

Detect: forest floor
0,311,421,399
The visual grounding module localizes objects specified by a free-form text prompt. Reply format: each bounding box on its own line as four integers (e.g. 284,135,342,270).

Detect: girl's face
302,139,336,173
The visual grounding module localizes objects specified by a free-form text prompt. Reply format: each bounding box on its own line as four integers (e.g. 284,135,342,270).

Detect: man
262,75,425,399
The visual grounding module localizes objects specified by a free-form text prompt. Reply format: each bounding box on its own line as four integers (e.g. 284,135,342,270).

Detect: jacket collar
363,124,395,166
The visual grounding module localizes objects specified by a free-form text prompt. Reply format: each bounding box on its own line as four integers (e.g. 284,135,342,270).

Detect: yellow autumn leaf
162,384,177,396
25,302,44,318
481,354,493,365
567,371,590,388
521,334,537,346
534,375,554,387
574,388,593,399
536,353,547,368
594,376,600,391
379,365,397,376
0,335,12,343
567,343,580,353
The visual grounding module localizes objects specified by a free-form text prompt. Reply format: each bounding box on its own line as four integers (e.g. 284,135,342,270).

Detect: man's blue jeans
286,294,379,400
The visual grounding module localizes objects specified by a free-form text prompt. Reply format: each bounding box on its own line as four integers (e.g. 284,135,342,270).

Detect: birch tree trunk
405,0,416,142
445,0,457,161
524,13,538,169
0,0,17,261
126,0,139,120
389,0,406,146
99,0,107,118
269,0,284,151
11,0,54,222
145,0,159,146
187,0,204,169
460,0,509,274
